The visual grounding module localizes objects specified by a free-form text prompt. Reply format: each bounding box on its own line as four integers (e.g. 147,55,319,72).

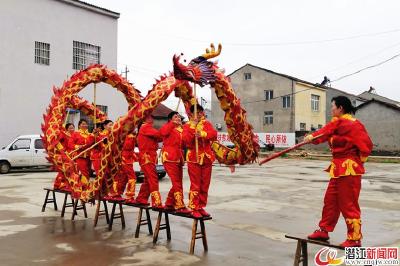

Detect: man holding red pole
183,104,217,218
305,96,373,247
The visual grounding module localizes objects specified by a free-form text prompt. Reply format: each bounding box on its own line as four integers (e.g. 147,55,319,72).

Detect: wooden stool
71,198,88,220
152,209,212,254
93,198,110,227
124,202,153,237
285,234,344,266
42,188,58,212
108,200,125,230
152,210,171,243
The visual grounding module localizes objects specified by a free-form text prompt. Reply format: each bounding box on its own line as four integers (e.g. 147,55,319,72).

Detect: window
34,139,44,149
244,73,251,80
282,95,291,108
311,94,320,111
265,90,274,101
300,123,306,131
264,111,273,125
34,41,50,65
73,41,101,70
11,139,31,150
318,124,323,129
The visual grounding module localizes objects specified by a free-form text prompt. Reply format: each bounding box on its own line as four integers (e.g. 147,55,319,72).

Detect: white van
0,135,50,174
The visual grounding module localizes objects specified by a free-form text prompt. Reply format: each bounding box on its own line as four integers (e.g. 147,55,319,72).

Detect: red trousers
136,163,162,206
187,160,212,210
319,175,362,240
111,164,136,198
164,162,185,209
76,157,90,184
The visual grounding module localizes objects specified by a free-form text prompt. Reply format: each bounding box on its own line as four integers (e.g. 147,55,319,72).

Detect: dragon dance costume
182,116,217,217
53,130,73,191
308,114,373,247
135,122,163,207
160,120,190,213
68,129,94,186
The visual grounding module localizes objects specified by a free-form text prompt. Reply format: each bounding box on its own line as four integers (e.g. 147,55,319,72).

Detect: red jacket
138,123,162,165
311,114,373,178
59,131,73,152
182,117,217,165
121,133,138,165
68,129,94,158
90,129,108,161
160,121,183,163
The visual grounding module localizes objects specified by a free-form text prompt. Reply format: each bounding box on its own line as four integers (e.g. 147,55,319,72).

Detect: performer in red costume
306,96,373,247
91,120,112,176
160,111,191,214
53,123,75,191
68,119,94,186
182,104,217,218
135,115,163,208
106,132,138,202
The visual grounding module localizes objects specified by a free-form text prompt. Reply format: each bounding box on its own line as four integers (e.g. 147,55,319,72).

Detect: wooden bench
71,198,88,220
42,188,58,212
285,234,344,266
93,198,110,227
123,202,153,238
152,209,212,254
107,199,126,230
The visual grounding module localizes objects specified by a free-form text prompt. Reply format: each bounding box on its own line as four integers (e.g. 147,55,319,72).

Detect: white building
0,0,123,147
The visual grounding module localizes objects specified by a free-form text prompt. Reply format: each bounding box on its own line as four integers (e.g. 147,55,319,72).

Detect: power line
241,88,315,105
331,51,400,82
307,41,400,80
163,28,400,47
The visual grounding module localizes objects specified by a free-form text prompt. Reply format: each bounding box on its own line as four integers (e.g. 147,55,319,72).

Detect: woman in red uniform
53,123,75,191
306,96,373,247
135,115,163,208
91,120,112,177
161,111,191,214
182,104,217,218
106,132,138,202
68,119,94,186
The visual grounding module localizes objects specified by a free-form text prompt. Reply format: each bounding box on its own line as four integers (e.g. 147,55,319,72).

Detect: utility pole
121,65,130,80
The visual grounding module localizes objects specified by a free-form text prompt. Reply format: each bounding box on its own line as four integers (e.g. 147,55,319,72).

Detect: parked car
133,147,167,182
0,135,50,174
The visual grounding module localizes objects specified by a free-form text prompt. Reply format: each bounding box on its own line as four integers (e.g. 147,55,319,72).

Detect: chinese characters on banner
217,133,295,148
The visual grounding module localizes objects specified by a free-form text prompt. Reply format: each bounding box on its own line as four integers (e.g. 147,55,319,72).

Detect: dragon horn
202,43,222,60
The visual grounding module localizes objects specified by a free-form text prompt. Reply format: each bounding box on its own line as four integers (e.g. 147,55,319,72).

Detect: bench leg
301,241,308,266
71,199,79,221
190,219,198,254
153,211,162,244
52,191,58,211
199,220,208,251
293,240,308,266
135,208,143,238
145,209,153,235
61,193,69,217
94,200,101,227
108,203,117,231
41,190,50,212
82,201,88,218
119,203,125,229
103,201,110,224
165,213,171,241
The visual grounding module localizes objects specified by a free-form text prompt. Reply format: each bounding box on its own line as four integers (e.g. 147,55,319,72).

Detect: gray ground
0,158,399,266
